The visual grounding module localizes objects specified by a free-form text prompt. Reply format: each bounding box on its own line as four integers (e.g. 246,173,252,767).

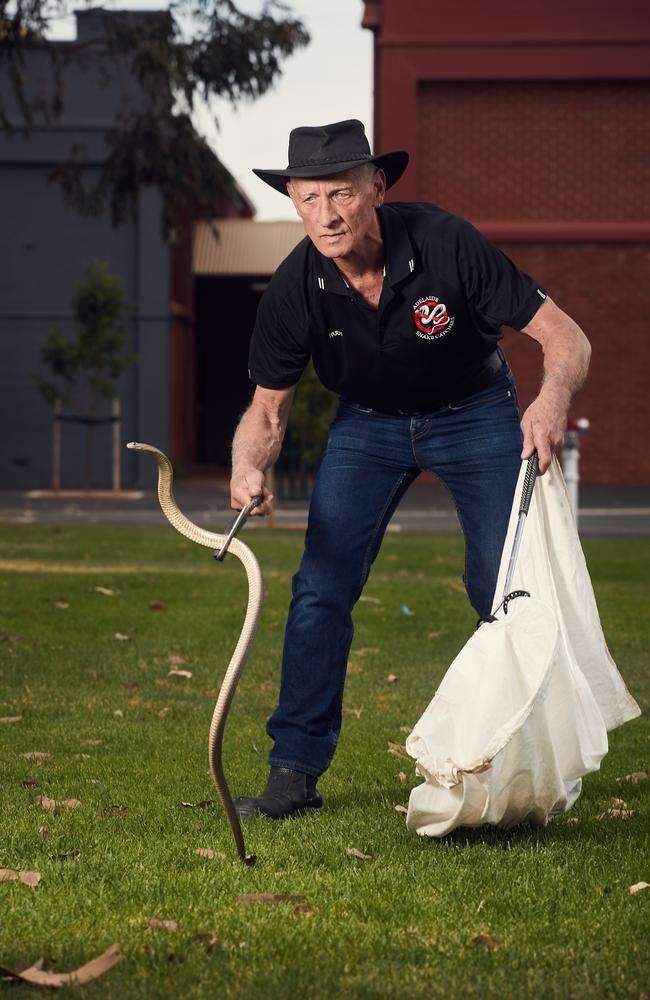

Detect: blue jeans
267,363,523,778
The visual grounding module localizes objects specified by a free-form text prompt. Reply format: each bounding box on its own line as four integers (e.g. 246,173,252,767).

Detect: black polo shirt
248,202,547,414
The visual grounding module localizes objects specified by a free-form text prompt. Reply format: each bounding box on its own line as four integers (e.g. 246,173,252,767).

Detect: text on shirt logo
329,329,343,338
413,295,455,340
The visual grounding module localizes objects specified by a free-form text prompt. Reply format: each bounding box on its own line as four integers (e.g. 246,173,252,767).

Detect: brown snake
127,442,262,864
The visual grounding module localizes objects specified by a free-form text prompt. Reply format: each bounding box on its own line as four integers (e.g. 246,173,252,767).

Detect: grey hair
289,163,379,188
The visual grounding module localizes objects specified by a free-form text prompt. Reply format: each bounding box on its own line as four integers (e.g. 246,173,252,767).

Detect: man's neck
332,208,384,284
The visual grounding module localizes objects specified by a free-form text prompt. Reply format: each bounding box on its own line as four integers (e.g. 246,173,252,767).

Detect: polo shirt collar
311,206,418,296
379,204,418,286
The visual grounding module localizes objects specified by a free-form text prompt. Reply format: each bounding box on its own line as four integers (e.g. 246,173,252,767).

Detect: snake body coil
127,442,262,863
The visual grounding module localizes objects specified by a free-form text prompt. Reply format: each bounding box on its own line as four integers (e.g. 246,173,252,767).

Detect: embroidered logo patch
413,295,454,340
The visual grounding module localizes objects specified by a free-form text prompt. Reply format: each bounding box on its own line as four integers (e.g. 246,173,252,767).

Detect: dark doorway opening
194,276,266,467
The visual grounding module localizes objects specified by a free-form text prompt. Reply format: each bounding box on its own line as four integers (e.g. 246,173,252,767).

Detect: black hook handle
214,495,263,561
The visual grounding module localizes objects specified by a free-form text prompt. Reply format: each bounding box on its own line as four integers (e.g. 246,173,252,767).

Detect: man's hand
229,385,296,517
520,297,591,474
230,466,274,517
520,385,570,474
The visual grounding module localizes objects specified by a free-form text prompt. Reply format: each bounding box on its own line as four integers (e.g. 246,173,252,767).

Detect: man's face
287,167,386,261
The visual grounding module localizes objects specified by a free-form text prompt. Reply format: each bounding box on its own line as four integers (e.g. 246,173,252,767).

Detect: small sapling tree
34,259,133,488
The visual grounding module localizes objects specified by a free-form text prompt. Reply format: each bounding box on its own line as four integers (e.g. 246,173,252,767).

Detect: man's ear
373,169,387,208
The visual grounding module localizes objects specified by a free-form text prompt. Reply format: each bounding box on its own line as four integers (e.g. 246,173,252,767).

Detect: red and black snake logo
413,295,455,340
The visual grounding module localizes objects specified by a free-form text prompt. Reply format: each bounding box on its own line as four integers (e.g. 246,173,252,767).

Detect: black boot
234,767,323,820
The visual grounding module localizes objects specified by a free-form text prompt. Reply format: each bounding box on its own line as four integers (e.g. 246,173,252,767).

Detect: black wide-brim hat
253,119,409,196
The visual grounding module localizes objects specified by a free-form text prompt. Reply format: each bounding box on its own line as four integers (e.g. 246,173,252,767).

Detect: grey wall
0,11,171,489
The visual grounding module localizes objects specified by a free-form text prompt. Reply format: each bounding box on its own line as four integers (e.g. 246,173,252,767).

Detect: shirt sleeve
248,283,310,389
456,220,548,331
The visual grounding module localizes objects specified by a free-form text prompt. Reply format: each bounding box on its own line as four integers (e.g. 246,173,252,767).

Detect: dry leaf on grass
399,726,411,734
1,716,22,724
344,706,362,719
21,779,39,788
113,633,130,642
19,752,51,760
92,587,114,597
113,709,124,718
358,596,380,604
158,708,170,719
237,894,307,906
0,869,41,887
354,647,380,657
293,904,315,917
34,796,81,811
96,805,128,817
0,943,122,987
168,669,192,679
346,847,373,860
394,804,408,815
427,631,445,639
149,601,167,612
387,741,409,760
598,809,634,820
122,681,139,690
178,800,215,810
194,848,226,860
146,919,178,931
191,933,220,953
166,654,186,665
629,882,649,895
52,601,69,609
387,674,399,684
565,817,579,825
80,739,103,747
471,933,502,951
397,771,407,782
622,771,647,783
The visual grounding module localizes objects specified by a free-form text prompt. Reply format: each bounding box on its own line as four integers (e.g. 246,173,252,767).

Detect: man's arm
519,297,591,474
230,385,296,515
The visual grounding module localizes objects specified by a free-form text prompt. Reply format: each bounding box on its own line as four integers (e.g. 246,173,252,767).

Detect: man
229,120,591,820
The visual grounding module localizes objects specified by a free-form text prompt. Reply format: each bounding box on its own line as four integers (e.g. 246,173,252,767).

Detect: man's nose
317,199,340,228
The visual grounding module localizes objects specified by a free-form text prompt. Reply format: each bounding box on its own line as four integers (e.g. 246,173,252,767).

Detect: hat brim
252,150,409,196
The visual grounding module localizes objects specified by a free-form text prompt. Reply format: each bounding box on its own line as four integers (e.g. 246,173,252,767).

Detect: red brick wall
498,243,650,484
417,81,650,222
414,80,650,484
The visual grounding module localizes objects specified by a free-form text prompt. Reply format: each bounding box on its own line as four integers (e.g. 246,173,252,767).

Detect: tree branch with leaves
0,0,309,236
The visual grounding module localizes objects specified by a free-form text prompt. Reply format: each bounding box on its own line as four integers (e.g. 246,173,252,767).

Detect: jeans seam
433,469,471,602
359,471,409,590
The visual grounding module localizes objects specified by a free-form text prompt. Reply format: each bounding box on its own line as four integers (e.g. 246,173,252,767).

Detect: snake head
126,441,174,480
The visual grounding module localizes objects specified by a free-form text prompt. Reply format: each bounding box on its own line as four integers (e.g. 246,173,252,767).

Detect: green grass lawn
0,524,648,999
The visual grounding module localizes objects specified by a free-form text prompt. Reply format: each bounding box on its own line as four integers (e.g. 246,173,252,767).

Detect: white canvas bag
405,456,641,838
